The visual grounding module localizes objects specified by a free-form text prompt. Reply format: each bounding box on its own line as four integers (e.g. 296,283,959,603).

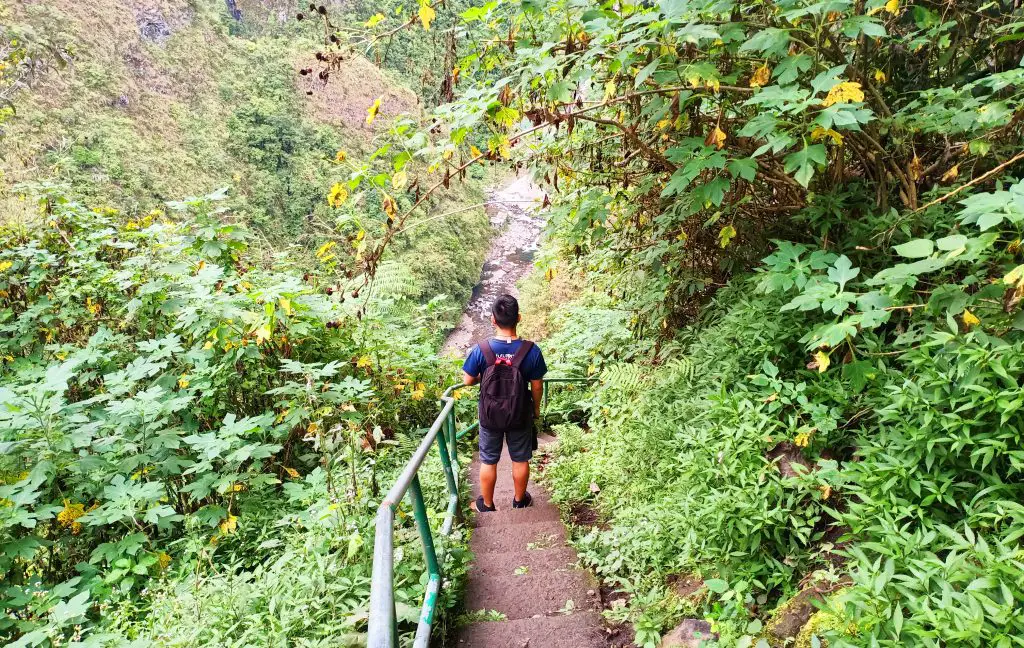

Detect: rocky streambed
442,173,546,357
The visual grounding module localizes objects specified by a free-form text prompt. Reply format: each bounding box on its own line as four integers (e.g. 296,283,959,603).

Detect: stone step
470,520,566,554
472,503,562,528
463,570,600,620
456,611,607,648
470,546,579,579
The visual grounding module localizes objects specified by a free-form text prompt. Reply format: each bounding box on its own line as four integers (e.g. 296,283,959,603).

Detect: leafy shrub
0,185,467,646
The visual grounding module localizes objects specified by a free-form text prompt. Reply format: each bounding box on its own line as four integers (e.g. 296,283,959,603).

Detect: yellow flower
749,63,771,88
307,422,319,435
203,340,214,350
57,500,86,531
253,324,272,345
335,150,347,162
365,13,385,27
366,97,382,124
705,126,727,150
276,408,290,423
392,170,409,190
811,126,844,146
0,260,12,272
178,375,190,389
279,297,292,316
284,467,300,479
821,81,865,107
962,309,980,328
356,355,373,368
157,551,172,571
219,514,237,535
874,69,887,84
470,145,484,158
327,183,348,208
794,431,813,447
419,1,436,30
228,483,244,492
410,389,425,401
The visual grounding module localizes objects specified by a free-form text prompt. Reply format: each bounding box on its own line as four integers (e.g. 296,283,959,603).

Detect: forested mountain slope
1,2,486,646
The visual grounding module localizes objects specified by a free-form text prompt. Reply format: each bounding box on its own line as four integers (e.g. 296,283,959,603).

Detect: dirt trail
442,173,546,357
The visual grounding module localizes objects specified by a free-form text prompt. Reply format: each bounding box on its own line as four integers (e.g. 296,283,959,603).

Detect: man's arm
463,372,478,386
530,379,543,418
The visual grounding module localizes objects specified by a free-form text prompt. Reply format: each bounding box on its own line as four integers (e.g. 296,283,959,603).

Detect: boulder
659,619,717,647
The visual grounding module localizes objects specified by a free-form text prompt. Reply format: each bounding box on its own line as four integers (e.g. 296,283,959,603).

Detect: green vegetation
336,0,1024,646
7,0,1024,646
0,186,475,646
1,2,489,646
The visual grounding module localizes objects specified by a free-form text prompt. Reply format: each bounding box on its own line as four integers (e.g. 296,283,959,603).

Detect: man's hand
530,379,543,419
463,372,478,386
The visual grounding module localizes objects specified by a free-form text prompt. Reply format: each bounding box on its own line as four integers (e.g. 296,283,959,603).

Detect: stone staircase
455,435,607,648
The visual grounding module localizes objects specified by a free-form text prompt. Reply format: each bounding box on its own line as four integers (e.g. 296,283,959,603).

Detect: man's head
491,294,521,330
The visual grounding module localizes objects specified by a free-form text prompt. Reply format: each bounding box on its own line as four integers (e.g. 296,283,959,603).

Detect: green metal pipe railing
367,377,594,648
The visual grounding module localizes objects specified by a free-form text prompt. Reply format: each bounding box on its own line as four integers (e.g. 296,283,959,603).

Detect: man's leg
480,463,497,508
507,427,533,505
477,426,502,510
511,461,529,501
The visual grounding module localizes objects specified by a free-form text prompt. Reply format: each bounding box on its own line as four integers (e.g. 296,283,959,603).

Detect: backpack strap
478,339,497,366
511,340,534,370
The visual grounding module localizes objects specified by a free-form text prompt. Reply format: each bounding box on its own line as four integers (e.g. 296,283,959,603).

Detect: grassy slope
1,0,489,313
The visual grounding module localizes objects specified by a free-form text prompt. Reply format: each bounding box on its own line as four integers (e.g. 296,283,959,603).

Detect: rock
766,441,810,478
765,576,850,645
667,574,704,599
659,619,717,647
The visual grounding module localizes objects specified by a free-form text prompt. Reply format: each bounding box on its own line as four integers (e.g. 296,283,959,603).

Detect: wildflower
178,375,190,389
366,97,382,125
57,500,86,532
284,467,299,479
203,340,214,350
356,355,373,368
157,551,172,571
749,63,771,88
962,309,980,328
219,514,237,535
327,184,348,208
419,1,436,30
0,260,12,272
821,81,864,107
335,150,347,162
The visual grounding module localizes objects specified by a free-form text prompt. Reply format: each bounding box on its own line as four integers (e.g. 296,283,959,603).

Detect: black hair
492,294,520,329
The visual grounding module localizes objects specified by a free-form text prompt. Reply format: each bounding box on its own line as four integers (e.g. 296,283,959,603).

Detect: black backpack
478,339,535,430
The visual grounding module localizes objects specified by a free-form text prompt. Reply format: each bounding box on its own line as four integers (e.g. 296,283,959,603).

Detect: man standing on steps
462,294,547,512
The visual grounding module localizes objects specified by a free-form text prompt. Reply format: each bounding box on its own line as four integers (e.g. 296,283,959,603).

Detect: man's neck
494,327,518,341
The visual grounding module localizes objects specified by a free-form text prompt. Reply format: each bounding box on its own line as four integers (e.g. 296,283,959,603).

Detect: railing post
447,411,458,467
368,505,397,648
435,424,459,498
408,474,441,646
409,474,440,579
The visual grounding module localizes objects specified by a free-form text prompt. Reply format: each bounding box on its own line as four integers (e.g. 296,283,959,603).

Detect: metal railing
366,377,593,647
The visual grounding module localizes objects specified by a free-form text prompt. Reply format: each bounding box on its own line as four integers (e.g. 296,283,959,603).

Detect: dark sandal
512,491,533,509
475,495,496,512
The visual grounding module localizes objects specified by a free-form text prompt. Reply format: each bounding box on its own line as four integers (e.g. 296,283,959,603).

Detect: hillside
1,0,416,231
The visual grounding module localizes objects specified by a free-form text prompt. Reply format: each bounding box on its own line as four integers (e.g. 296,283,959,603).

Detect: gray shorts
479,425,533,465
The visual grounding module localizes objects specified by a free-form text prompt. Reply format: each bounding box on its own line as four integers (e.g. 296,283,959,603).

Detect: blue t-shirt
463,338,547,382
